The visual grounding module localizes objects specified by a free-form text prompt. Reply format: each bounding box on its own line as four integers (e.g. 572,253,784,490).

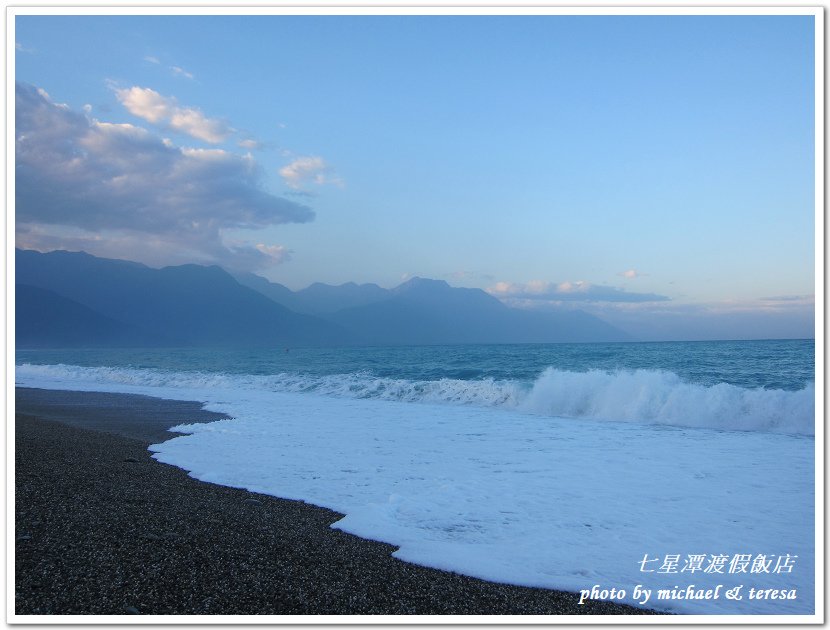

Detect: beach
14,387,654,616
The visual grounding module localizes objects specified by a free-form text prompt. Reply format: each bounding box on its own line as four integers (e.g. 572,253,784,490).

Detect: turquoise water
17,338,814,390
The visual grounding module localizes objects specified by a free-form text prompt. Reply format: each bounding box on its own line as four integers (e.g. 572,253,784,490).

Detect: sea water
15,340,816,615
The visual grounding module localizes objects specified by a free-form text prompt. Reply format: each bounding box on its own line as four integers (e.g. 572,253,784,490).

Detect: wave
520,367,815,435
15,363,815,435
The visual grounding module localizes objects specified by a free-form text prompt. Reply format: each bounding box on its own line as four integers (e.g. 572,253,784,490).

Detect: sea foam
14,361,816,614
16,362,814,435
520,368,815,435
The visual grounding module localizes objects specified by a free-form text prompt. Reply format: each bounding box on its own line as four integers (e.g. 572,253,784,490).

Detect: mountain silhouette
16,249,350,347
17,249,630,348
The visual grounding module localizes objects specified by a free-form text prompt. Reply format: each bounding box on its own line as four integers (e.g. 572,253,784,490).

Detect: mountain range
16,249,630,348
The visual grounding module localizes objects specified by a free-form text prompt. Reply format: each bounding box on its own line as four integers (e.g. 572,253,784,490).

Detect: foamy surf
521,367,815,435
16,362,814,435
153,392,813,615
14,360,816,614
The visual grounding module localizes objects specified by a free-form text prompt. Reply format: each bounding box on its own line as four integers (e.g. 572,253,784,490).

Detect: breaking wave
15,363,814,435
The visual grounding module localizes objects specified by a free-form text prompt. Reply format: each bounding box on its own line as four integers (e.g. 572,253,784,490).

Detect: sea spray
519,368,815,435
16,362,814,435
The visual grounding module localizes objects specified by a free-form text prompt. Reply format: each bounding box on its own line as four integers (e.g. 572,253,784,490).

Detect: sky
13,11,818,340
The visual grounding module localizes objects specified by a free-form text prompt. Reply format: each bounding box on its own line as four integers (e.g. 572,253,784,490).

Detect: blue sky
13,12,817,340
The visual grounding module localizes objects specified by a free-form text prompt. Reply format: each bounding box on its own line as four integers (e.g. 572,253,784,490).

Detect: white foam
520,368,815,435
15,362,817,614
16,363,814,435
152,392,813,615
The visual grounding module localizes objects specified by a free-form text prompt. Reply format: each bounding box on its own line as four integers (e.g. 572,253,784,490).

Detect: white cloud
279,156,343,189
169,108,230,144
115,86,170,123
487,279,669,303
114,86,232,144
555,280,588,293
171,65,195,80
33,87,69,110
144,55,160,64
238,138,262,150
255,243,291,264
576,298,815,342
15,82,313,270
618,269,645,279
758,295,814,305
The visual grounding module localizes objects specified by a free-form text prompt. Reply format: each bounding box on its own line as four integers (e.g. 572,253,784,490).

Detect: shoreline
14,386,658,616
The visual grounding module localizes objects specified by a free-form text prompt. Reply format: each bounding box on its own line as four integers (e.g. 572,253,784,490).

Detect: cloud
15,82,313,270
279,156,343,189
490,292,814,341
171,66,195,80
114,86,232,144
579,297,815,342
255,243,291,264
493,289,814,341
758,295,814,304
618,269,645,279
144,56,195,80
487,279,670,303
238,138,262,150
32,86,67,109
16,42,36,54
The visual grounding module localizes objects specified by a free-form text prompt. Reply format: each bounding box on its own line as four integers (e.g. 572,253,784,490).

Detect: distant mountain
16,249,351,348
16,284,156,348
232,271,298,310
238,272,629,344
17,249,630,349
233,272,388,315
328,277,629,345
294,282,390,315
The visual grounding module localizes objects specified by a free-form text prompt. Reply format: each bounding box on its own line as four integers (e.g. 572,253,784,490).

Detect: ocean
15,339,816,615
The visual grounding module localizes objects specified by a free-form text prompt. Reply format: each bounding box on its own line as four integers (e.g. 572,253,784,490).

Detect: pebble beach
14,387,656,617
